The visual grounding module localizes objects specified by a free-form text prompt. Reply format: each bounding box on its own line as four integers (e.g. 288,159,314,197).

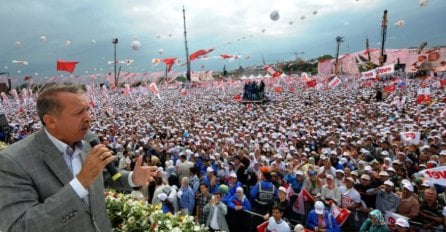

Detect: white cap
207,167,214,173
395,218,409,228
314,201,325,215
381,151,390,156
278,186,287,193
387,167,396,173
440,150,446,156
229,172,237,178
295,170,304,176
364,166,372,172
403,183,414,192
361,174,371,181
384,180,394,187
158,193,168,201
379,171,389,176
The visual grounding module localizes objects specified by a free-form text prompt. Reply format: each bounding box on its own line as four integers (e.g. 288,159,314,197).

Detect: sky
0,0,445,79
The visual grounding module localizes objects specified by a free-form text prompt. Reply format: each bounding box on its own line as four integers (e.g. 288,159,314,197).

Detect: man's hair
271,204,283,213
36,85,85,125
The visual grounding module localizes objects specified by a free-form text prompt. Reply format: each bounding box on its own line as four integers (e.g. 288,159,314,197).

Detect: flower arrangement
105,190,208,232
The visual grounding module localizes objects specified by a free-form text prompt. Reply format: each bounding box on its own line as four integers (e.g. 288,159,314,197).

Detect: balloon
270,10,280,21
34,73,38,76
64,40,71,46
158,49,164,55
300,16,306,20
262,28,266,33
289,21,294,25
394,20,405,28
156,35,161,39
168,34,172,37
131,40,141,51
15,41,21,47
40,35,47,42
313,10,318,15
4,66,8,70
419,0,428,7
17,70,21,74
91,39,96,43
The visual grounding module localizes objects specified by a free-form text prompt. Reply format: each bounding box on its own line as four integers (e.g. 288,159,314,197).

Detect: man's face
272,209,283,221
45,92,91,145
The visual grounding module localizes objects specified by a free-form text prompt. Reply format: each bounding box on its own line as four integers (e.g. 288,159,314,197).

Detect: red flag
417,95,431,104
274,86,282,93
162,58,177,72
256,221,268,232
220,54,234,59
301,188,315,202
190,48,214,61
233,94,242,101
306,79,317,88
330,204,351,227
292,188,305,215
23,76,32,81
57,60,79,73
384,85,396,92
441,79,446,88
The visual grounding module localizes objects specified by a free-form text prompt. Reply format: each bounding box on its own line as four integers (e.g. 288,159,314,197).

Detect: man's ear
43,114,56,129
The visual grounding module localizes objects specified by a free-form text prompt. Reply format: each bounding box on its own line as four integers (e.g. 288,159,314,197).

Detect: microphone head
84,131,100,147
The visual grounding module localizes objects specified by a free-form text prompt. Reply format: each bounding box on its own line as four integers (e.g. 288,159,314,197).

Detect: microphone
85,131,122,181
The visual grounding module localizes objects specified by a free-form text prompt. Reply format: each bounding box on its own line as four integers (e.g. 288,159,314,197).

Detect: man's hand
131,156,158,186
77,144,115,188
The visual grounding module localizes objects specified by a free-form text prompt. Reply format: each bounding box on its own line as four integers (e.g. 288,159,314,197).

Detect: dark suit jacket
0,129,131,231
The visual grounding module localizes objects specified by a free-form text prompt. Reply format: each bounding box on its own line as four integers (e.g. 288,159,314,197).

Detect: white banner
361,69,376,80
385,211,409,231
328,76,342,89
419,166,446,186
400,132,420,145
375,64,395,75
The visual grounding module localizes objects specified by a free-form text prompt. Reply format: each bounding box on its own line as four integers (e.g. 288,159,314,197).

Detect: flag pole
183,6,191,82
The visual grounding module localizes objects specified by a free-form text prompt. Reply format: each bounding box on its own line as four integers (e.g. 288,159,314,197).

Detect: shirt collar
44,128,84,153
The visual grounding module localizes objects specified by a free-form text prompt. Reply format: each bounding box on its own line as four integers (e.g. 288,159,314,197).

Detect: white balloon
15,41,21,47
34,73,38,76
4,66,8,70
91,39,96,43
131,40,141,51
394,20,405,28
158,49,164,55
270,10,280,21
64,40,71,46
40,35,47,42
419,0,428,7
17,70,21,74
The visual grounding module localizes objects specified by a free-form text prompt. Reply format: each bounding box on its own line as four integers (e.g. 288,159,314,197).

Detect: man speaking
0,85,158,231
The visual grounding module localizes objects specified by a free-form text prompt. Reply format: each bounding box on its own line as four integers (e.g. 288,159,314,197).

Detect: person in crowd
0,85,158,231
306,201,340,232
264,186,291,221
320,174,341,206
251,167,278,214
394,218,410,232
360,209,390,232
397,181,420,219
203,192,229,232
195,183,212,225
178,176,195,215
340,177,361,231
158,193,175,214
266,205,291,232
375,180,400,213
416,187,445,231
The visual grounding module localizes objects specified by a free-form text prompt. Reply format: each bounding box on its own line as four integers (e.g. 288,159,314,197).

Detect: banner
400,132,420,145
419,166,446,186
385,211,409,231
375,64,395,75
328,76,341,89
361,69,376,80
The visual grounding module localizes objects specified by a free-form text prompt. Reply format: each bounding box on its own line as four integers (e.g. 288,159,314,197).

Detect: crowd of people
1,71,446,232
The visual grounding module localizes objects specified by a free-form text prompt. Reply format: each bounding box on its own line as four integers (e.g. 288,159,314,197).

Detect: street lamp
335,36,344,75
112,38,118,87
